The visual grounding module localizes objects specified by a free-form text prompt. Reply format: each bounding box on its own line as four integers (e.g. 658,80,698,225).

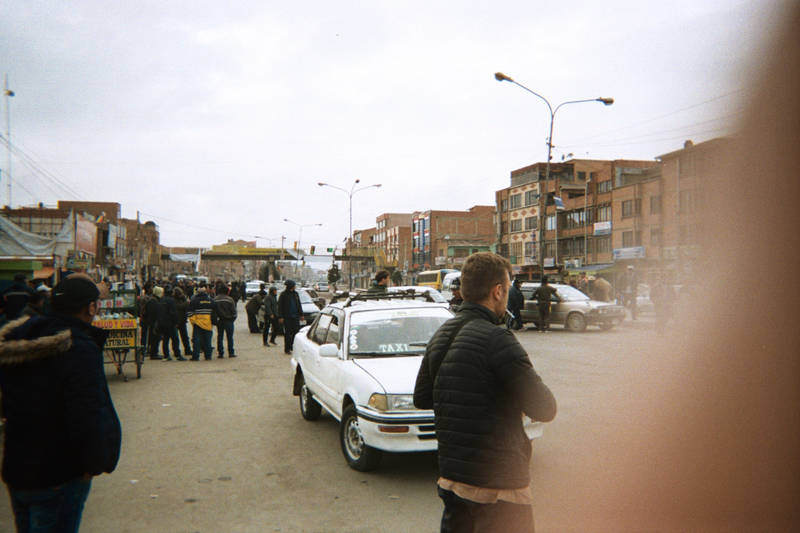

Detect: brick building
412,206,494,270
496,159,657,278
375,213,412,271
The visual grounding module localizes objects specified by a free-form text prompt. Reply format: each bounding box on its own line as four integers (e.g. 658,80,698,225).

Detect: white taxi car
290,290,453,471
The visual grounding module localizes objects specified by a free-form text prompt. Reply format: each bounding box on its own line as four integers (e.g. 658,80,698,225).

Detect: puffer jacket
414,302,556,489
0,314,122,489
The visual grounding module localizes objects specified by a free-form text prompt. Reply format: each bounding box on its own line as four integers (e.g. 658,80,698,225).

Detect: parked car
440,271,461,300
245,280,263,299
314,281,329,292
290,291,453,471
294,288,323,324
302,288,326,309
387,285,448,303
520,282,626,332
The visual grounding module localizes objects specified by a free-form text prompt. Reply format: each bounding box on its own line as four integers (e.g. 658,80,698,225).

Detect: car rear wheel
340,405,382,471
566,312,587,332
299,375,322,421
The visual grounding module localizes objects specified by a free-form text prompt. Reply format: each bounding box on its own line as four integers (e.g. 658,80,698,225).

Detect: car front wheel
299,374,322,421
566,312,587,332
340,405,382,471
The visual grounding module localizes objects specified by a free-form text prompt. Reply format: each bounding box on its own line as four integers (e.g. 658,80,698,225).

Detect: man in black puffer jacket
0,274,122,532
414,252,556,532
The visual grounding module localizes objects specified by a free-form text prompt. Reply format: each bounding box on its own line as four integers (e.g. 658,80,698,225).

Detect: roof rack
339,288,438,307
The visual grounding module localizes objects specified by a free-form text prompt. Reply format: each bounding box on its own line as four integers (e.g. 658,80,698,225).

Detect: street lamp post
494,72,612,270
283,218,322,263
317,179,382,290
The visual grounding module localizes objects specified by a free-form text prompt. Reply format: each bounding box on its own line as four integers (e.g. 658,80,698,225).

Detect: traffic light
327,247,334,252
310,245,316,255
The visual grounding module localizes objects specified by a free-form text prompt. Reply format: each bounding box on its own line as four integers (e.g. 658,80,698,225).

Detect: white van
440,271,461,300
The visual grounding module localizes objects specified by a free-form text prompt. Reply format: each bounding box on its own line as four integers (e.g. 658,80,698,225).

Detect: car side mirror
319,344,339,357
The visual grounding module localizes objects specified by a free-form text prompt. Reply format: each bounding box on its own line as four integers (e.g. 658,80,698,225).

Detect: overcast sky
0,0,786,250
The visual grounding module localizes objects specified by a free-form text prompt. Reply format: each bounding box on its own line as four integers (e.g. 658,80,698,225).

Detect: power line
0,134,83,199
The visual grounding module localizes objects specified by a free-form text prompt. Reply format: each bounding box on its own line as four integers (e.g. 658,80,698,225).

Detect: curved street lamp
283,218,322,263
495,71,613,267
318,179,382,290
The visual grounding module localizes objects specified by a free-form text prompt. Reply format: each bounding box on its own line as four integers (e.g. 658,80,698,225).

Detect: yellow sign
94,318,138,330
105,329,137,349
236,247,285,255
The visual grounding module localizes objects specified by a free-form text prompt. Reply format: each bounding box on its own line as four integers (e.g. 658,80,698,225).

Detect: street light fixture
495,71,613,269
282,218,322,263
318,179,382,290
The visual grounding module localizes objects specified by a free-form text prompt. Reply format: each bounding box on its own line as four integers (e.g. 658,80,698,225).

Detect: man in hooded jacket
0,274,122,532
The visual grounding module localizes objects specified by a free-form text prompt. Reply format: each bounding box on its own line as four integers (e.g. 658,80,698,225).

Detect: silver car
520,282,626,332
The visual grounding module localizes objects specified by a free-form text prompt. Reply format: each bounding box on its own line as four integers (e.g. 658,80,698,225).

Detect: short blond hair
460,252,511,303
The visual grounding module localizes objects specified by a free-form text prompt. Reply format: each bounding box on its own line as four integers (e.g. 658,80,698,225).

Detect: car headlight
368,393,415,411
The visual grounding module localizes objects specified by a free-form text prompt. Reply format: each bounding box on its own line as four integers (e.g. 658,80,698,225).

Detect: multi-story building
412,206,494,270
375,213,412,271
346,227,377,288
496,159,657,278
120,218,161,280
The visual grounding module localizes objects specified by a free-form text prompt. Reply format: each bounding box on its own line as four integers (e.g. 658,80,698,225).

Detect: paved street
0,305,661,532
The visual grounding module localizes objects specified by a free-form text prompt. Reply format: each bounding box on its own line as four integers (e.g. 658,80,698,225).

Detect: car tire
299,374,322,421
340,405,382,471
566,312,587,332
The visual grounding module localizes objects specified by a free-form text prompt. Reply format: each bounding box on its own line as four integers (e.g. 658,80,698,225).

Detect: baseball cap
52,276,100,313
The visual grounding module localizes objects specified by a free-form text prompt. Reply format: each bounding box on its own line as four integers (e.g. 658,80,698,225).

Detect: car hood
353,356,423,394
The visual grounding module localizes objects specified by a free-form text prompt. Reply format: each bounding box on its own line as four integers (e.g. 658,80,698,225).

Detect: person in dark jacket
0,274,122,532
277,280,303,354
245,287,264,334
533,276,557,332
1,273,35,322
214,284,237,358
414,252,556,532
507,278,525,330
365,270,389,295
448,277,463,311
173,287,193,357
155,286,184,361
262,286,279,346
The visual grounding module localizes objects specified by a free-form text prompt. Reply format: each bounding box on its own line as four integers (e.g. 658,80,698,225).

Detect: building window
622,231,634,248
577,171,586,181
545,215,556,231
650,227,662,247
589,172,597,182
596,236,611,253
596,205,611,221
510,219,522,232
500,221,508,234
500,199,508,211
524,190,538,206
650,195,662,214
679,190,694,213
524,216,537,231
621,199,641,218
510,194,522,209
597,180,612,193
524,241,535,258
510,242,523,264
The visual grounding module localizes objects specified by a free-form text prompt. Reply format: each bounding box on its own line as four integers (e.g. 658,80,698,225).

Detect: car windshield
555,285,591,301
297,290,314,304
348,308,452,357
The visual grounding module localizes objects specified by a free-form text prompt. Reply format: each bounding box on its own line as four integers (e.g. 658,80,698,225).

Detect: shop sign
76,217,97,254
613,246,646,260
593,221,612,235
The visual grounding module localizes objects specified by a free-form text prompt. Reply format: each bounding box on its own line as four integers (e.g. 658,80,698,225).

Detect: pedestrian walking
187,285,217,360
278,279,303,354
0,274,122,532
245,286,264,333
622,265,639,320
155,286,184,360
413,252,556,532
146,286,163,359
507,278,524,330
173,287,193,358
262,286,279,346
214,284,237,358
533,276,557,332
